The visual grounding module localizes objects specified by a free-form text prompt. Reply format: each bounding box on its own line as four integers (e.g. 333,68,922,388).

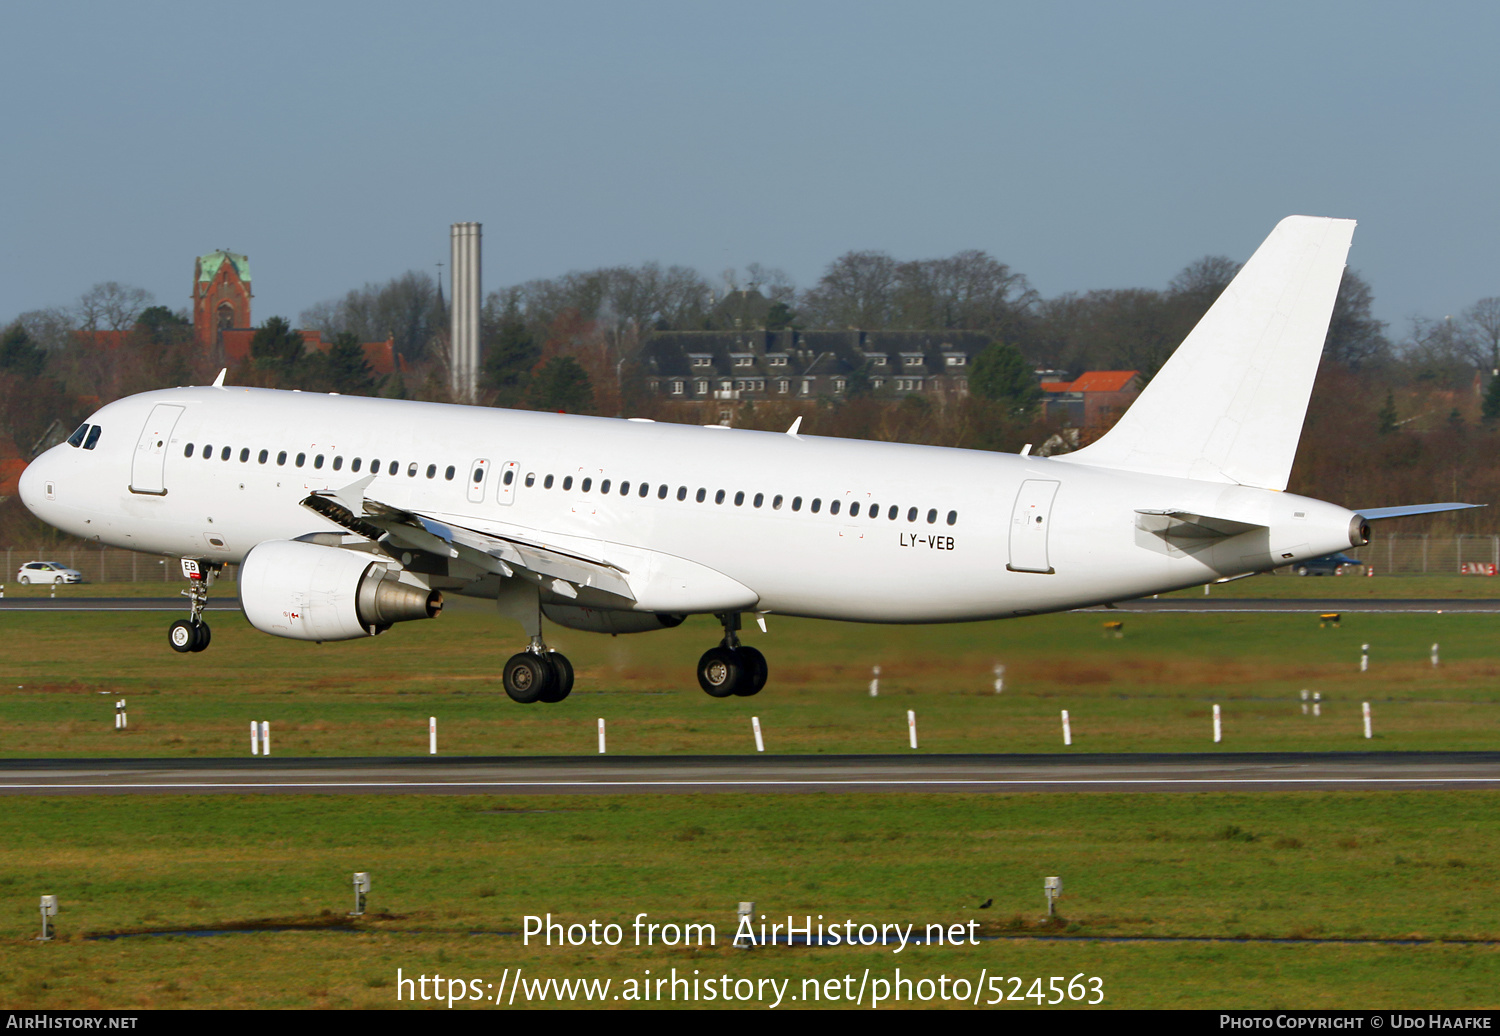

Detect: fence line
4,536,1498,583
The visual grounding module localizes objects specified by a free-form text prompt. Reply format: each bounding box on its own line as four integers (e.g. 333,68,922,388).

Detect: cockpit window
67,424,89,448
82,426,102,450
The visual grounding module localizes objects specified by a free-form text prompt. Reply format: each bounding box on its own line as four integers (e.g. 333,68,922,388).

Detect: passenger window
333,456,344,471
696,488,706,502
371,459,380,473
619,481,629,495
352,458,362,472
811,498,822,513
600,479,611,494
677,486,687,501
640,483,650,498
792,497,802,511
84,426,102,450
582,478,592,492
503,469,514,485
314,455,324,469
407,463,417,477
445,465,455,480
773,495,783,510
869,504,879,520
221,446,231,461
428,464,438,479
947,510,958,526
202,445,212,459
472,467,484,484
544,474,554,489
907,507,918,522
657,485,667,499
184,443,194,457
734,491,745,506
389,461,398,476
258,450,268,464
715,489,725,504
888,505,898,520
525,472,535,487
67,424,89,448
927,508,938,524
563,476,574,490
296,453,306,467
849,502,859,517
277,451,287,466
240,448,250,462
830,500,840,515
753,493,763,508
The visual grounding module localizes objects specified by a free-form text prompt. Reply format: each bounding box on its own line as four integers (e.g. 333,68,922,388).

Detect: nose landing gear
167,558,217,653
697,612,768,697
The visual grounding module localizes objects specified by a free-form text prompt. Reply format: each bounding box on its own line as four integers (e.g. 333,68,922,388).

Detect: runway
2,752,1498,795
3,596,1498,613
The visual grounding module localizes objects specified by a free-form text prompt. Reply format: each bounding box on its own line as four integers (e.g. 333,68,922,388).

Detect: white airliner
18,216,1474,703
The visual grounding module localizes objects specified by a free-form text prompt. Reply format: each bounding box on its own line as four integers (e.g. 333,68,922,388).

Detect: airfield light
1044,877,1062,917
37,895,58,941
734,902,755,949
350,872,371,917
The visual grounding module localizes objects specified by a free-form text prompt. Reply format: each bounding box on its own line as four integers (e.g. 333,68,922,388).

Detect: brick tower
193,250,252,366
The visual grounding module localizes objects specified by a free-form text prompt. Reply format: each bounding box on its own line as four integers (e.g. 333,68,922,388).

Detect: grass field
1,598,1497,756
3,586,1499,1009
1,792,1498,1009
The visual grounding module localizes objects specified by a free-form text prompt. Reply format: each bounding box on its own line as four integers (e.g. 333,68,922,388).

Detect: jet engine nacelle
240,539,442,642
542,603,684,635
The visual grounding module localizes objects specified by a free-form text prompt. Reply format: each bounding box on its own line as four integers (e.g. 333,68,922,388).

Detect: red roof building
1040,370,1141,429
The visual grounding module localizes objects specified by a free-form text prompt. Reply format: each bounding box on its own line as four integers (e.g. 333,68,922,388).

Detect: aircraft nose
17,451,55,518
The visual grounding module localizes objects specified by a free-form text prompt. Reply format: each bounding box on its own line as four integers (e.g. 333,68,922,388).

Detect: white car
16,561,84,585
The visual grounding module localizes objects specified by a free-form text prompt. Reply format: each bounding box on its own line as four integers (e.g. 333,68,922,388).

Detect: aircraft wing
300,489,636,604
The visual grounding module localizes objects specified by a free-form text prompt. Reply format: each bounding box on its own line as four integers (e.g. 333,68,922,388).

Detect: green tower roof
198,250,251,284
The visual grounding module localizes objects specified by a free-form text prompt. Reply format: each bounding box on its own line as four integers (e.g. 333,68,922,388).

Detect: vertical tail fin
1056,215,1356,490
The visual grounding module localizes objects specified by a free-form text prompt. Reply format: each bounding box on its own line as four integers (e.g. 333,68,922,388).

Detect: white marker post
1300,689,1309,716
1360,644,1369,673
429,716,437,755
597,718,606,754
1313,692,1321,718
261,721,270,757
752,716,764,753
993,663,1005,695
1363,701,1372,740
1432,643,1440,668
1061,710,1072,746
869,665,880,697
907,710,918,750
1213,704,1222,743
251,720,259,756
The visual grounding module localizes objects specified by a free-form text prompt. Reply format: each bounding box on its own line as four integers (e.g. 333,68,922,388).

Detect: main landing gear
502,644,575,705
697,612,767,698
168,558,218,654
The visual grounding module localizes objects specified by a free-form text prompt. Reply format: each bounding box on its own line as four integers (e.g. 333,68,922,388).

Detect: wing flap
1136,509,1266,540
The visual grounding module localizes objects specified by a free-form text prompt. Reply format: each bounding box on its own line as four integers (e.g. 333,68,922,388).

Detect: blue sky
3,1,1496,333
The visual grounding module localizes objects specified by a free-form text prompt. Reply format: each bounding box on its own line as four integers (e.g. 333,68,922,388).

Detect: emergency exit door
1007,479,1059,574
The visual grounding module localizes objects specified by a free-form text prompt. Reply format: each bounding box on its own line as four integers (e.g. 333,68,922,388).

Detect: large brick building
192,250,254,368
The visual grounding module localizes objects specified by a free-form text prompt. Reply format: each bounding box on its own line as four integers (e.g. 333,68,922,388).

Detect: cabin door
129,404,184,495
1007,479,1059,574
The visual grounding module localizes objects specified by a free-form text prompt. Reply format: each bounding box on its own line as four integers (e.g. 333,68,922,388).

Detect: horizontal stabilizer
1356,502,1484,521
1136,509,1265,540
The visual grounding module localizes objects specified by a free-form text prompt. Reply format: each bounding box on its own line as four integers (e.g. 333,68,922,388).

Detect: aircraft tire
189,621,211,652
697,647,743,698
168,620,196,653
503,652,552,704
734,646,768,696
540,652,574,702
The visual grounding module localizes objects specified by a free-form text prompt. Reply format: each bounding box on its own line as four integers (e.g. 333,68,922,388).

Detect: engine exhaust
357,570,443,630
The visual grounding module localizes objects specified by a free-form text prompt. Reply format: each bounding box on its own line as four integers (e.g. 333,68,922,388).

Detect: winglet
212,368,227,388
786,417,802,436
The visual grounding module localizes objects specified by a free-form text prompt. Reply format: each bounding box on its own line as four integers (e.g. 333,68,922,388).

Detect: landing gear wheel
539,652,574,703
189,621,211,652
168,620,196,653
734,645,768,696
697,646,744,698
503,652,553,704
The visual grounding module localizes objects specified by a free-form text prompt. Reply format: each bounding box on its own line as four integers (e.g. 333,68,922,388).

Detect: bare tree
75,282,153,332
800,251,900,328
1462,297,1500,371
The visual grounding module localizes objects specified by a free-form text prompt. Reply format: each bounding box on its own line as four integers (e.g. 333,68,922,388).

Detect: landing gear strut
496,578,574,704
697,612,768,698
168,558,217,653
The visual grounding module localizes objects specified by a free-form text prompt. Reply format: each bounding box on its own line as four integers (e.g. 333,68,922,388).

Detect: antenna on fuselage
212,368,227,388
